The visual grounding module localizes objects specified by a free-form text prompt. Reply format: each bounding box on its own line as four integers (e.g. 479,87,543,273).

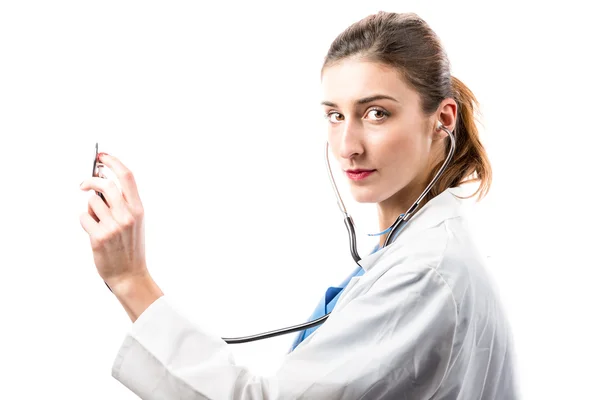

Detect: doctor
79,11,518,400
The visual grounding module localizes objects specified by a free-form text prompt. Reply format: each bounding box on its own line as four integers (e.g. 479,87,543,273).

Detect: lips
345,169,376,181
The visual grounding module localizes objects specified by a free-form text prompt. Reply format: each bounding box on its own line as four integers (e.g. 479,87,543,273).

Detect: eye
365,108,390,121
325,111,344,124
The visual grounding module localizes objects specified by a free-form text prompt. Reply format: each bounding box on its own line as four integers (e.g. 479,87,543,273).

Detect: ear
433,98,458,139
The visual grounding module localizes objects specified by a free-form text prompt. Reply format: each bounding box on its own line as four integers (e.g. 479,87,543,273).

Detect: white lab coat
111,189,519,399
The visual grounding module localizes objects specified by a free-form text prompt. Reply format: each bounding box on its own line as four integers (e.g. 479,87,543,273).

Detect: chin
349,186,384,204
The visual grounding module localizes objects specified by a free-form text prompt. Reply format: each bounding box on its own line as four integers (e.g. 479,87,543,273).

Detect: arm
111,262,458,400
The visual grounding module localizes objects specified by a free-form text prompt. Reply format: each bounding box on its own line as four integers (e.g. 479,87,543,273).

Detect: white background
1,1,598,398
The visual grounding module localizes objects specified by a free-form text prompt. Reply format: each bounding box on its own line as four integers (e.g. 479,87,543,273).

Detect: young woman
80,11,518,399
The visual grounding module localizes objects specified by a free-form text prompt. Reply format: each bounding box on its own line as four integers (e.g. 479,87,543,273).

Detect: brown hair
322,12,491,202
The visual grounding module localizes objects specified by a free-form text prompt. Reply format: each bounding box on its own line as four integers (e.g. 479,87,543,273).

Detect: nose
338,118,364,161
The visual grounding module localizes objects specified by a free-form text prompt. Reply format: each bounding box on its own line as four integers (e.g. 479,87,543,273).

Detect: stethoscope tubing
223,124,456,344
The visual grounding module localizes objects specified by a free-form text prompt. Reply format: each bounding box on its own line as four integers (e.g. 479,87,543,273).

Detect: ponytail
426,76,492,202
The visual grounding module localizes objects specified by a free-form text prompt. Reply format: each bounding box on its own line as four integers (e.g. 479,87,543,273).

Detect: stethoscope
222,122,456,344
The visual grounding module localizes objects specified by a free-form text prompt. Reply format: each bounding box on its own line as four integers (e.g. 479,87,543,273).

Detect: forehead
321,59,415,106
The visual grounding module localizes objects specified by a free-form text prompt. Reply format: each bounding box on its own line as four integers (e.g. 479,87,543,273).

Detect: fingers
88,201,100,223
80,153,144,243
80,210,103,237
81,177,122,211
81,177,129,226
96,153,143,208
81,177,142,229
79,211,114,252
88,192,112,223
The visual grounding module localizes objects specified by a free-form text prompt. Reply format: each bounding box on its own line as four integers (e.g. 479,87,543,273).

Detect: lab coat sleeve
111,262,458,399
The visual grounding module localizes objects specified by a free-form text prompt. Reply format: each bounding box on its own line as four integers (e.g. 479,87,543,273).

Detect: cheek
375,130,420,169
327,127,343,160
327,128,335,147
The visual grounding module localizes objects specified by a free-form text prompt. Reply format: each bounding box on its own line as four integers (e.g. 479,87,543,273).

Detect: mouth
345,169,376,181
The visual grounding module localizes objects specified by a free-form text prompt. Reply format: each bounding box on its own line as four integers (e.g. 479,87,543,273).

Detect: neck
376,182,429,249
377,141,450,248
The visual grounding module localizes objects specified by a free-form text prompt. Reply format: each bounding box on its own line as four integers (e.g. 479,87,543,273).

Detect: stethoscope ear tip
437,122,455,137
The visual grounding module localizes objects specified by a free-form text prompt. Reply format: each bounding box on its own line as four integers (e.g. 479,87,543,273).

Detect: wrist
110,273,164,323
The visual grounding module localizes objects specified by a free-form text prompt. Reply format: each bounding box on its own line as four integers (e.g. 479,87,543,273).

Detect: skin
79,58,457,322
80,154,162,322
321,58,457,248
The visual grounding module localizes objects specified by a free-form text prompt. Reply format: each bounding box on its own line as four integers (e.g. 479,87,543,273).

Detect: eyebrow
321,94,399,107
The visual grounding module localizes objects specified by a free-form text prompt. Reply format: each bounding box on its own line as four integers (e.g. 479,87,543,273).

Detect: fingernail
98,152,109,160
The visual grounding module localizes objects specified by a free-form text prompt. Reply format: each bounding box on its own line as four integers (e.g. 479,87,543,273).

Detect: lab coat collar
358,188,465,272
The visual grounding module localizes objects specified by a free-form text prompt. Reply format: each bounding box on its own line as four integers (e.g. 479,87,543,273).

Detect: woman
80,12,518,399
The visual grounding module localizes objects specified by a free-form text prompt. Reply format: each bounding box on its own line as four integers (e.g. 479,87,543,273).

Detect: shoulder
356,189,495,314
386,214,504,333
398,215,491,298
370,213,488,308
355,221,460,318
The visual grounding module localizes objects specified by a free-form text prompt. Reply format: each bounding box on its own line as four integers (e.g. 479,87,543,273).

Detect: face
321,59,441,206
